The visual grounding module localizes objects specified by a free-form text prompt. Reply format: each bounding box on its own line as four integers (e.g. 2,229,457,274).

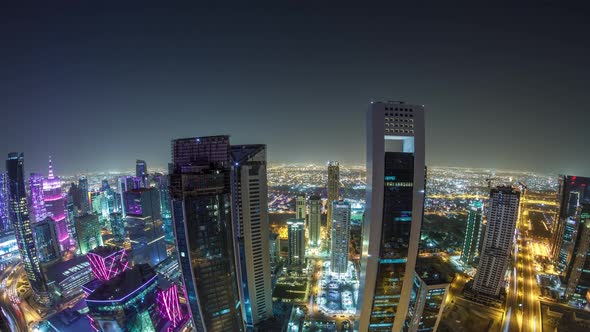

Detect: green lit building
460,201,484,266
75,213,103,255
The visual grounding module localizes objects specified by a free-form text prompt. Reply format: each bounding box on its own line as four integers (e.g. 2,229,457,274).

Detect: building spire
48,155,54,179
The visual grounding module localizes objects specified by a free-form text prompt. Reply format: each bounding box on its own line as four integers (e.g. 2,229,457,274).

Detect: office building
564,204,590,307
109,212,125,242
296,194,306,220
75,213,103,255
308,195,321,248
287,218,305,266
473,186,520,297
78,176,90,214
170,135,242,331
43,157,69,249
231,145,273,327
0,173,10,232
269,232,280,270
29,172,46,223
124,188,166,266
460,201,484,266
6,152,50,305
327,161,340,240
357,101,426,331
45,255,93,301
136,159,148,188
330,200,351,275
33,217,60,262
85,264,159,332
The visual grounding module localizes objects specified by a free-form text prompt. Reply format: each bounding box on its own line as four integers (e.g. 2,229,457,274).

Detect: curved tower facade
43,157,69,249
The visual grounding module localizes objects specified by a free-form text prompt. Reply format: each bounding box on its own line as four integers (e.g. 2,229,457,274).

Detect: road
0,265,28,332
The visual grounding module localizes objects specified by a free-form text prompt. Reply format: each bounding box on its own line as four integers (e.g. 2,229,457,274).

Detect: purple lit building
29,173,46,223
43,157,70,249
157,283,186,331
86,246,129,282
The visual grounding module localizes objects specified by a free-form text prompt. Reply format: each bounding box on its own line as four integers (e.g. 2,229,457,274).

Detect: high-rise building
326,161,340,241
287,218,305,266
330,200,351,275
33,217,60,262
6,153,50,305
170,136,242,331
564,204,590,306
124,188,166,266
231,144,273,327
109,212,125,242
43,157,69,249
551,176,590,273
29,172,46,223
136,159,148,188
473,186,520,297
74,213,103,255
0,173,10,232
296,194,306,220
78,176,90,214
85,264,160,332
357,101,426,331
308,195,321,248
460,201,484,266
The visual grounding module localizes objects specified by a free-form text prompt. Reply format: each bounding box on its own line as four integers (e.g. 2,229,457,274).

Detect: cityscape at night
1,2,589,332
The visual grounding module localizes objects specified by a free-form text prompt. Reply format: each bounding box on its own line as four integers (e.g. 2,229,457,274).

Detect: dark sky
1,2,589,176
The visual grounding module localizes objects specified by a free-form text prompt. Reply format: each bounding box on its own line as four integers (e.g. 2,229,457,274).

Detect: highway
0,264,28,332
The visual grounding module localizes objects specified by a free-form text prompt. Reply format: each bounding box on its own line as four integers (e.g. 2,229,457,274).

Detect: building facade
33,217,60,262
75,213,103,255
287,218,305,267
357,101,426,331
0,173,10,232
473,186,520,297
460,200,484,266
170,136,242,331
564,204,590,307
326,161,340,241
29,172,46,223
136,159,148,188
308,195,321,249
330,200,351,275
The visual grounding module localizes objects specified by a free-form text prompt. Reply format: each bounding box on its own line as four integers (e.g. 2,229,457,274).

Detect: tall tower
33,217,60,262
473,186,520,296
296,194,306,220
43,157,69,249
564,204,590,306
326,161,340,241
29,173,46,223
287,218,305,266
460,201,484,266
75,213,103,255
0,173,10,232
330,200,351,276
308,195,322,249
170,136,242,331
231,145,273,327
78,176,90,214
136,159,148,188
357,101,426,331
6,153,50,305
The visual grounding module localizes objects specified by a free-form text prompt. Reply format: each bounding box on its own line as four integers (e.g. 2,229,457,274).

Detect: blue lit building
171,136,242,331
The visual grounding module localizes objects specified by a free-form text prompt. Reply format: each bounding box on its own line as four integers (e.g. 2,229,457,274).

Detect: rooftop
415,256,455,285
86,264,156,302
231,144,265,164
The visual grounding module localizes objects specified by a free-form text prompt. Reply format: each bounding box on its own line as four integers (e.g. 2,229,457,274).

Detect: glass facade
460,200,484,266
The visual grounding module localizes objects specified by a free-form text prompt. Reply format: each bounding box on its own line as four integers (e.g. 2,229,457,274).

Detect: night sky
1,2,589,176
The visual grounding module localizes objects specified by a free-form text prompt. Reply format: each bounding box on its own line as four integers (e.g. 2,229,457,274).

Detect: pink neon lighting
87,249,129,281
157,284,183,328
86,314,99,332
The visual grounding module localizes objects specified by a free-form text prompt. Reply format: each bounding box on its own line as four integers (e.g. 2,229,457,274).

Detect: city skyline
1,3,589,176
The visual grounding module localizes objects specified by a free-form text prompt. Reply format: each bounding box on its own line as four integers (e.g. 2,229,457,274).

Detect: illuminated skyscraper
326,161,340,240
86,246,129,282
43,157,69,249
29,173,46,223
136,159,148,188
6,153,50,305
308,195,321,248
75,213,103,255
109,212,125,242
473,186,520,297
170,136,242,331
269,232,280,271
287,218,305,266
357,101,426,331
0,173,10,232
33,217,60,262
330,200,351,275
564,204,590,307
78,176,90,214
296,194,306,220
460,201,484,266
231,144,273,327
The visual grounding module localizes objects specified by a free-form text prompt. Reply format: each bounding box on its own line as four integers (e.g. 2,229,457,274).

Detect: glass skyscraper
330,200,351,275
460,200,484,266
308,195,321,248
170,136,242,331
0,173,10,232
43,157,69,249
6,152,50,305
287,218,305,267
357,101,426,331
326,161,340,241
28,172,46,223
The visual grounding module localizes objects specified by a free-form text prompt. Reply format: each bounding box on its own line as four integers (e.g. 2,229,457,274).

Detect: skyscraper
29,172,46,223
460,201,484,266
43,157,69,249
269,232,280,271
564,204,590,306
109,212,125,242
473,186,520,297
6,153,50,305
75,213,103,255
33,217,60,262
136,159,148,188
287,218,305,266
308,195,321,248
330,200,351,276
296,194,306,220
78,176,90,214
326,161,340,240
231,144,273,327
357,101,426,331
0,173,10,232
170,136,242,331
